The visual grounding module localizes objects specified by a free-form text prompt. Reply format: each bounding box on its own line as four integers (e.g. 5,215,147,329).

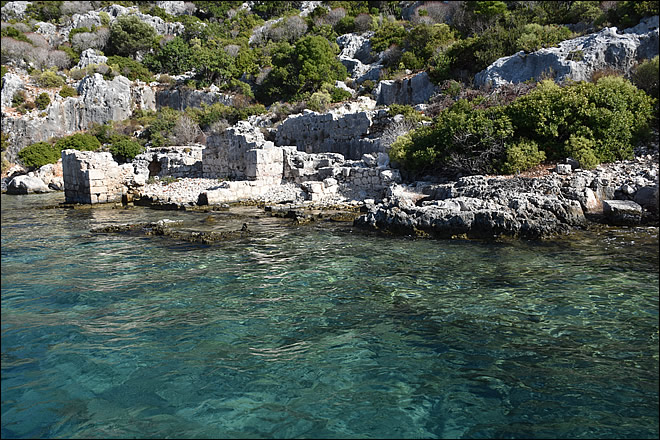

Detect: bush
35,70,65,88
632,56,659,99
564,135,599,170
387,104,430,123
507,78,654,163
109,138,143,163
35,92,50,110
330,86,352,102
106,55,153,82
11,90,26,107
54,133,101,152
307,89,332,112
107,15,157,59
499,139,546,174
18,141,60,169
59,84,78,98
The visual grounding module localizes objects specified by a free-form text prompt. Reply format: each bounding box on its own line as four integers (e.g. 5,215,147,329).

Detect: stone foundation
62,150,134,204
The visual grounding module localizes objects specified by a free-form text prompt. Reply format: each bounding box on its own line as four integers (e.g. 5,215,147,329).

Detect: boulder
475,16,659,88
6,175,51,194
634,185,659,215
602,199,643,225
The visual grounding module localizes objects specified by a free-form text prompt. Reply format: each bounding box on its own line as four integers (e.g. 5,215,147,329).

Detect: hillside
1,1,658,186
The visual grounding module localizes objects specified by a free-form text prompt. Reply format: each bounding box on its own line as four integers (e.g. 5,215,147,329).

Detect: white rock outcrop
75,49,108,69
475,16,660,88
372,71,437,106
1,72,24,108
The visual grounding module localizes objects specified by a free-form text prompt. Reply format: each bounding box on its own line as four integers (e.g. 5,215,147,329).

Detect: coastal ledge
353,150,659,239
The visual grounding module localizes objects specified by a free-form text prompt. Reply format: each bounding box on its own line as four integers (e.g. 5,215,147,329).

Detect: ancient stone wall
274,101,386,160
62,150,134,204
133,146,204,181
203,121,276,180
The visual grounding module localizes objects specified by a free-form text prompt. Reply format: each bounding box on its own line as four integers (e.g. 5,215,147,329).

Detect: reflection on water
1,193,658,439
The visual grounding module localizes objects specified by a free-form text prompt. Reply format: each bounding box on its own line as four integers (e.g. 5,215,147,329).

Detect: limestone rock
1,1,31,19
1,72,24,108
156,88,233,111
35,159,63,188
6,175,51,194
603,199,643,225
373,72,437,106
275,101,385,160
155,1,192,16
76,49,108,69
337,32,373,63
634,185,659,215
475,16,659,88
3,73,137,160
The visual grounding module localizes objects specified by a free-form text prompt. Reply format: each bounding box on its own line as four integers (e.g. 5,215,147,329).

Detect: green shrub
18,141,60,169
54,133,101,152
106,55,153,82
109,138,143,163
307,89,332,112
564,135,598,170
35,92,50,110
507,77,654,163
99,11,110,27
11,90,26,107
387,104,430,123
330,86,352,102
1,65,8,79
499,139,546,174
361,79,375,93
1,26,33,44
632,55,659,99
35,70,65,88
59,84,78,98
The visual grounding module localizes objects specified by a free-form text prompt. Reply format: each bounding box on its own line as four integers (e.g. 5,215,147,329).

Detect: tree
108,15,157,59
145,36,194,75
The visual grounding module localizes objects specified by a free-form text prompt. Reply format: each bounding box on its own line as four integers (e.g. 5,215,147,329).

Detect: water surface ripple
1,193,658,439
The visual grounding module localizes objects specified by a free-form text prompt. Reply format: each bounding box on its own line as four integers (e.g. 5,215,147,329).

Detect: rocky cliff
475,16,659,88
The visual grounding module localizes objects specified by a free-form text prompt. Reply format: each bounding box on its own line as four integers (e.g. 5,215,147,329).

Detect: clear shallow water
2,192,658,439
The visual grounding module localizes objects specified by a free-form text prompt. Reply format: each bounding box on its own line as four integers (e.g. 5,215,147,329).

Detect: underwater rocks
90,219,250,244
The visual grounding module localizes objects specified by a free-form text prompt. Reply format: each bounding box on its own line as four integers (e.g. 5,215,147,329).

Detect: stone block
603,199,643,225
556,164,572,175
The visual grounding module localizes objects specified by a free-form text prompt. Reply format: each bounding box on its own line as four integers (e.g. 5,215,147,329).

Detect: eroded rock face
1,72,23,108
372,72,437,106
76,49,108,69
355,176,587,238
475,16,660,88
3,73,156,162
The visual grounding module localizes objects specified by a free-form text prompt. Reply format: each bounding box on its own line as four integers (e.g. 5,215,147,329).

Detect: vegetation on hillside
1,1,658,176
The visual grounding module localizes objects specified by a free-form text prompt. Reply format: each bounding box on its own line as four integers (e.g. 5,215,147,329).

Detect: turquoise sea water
1,192,658,439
